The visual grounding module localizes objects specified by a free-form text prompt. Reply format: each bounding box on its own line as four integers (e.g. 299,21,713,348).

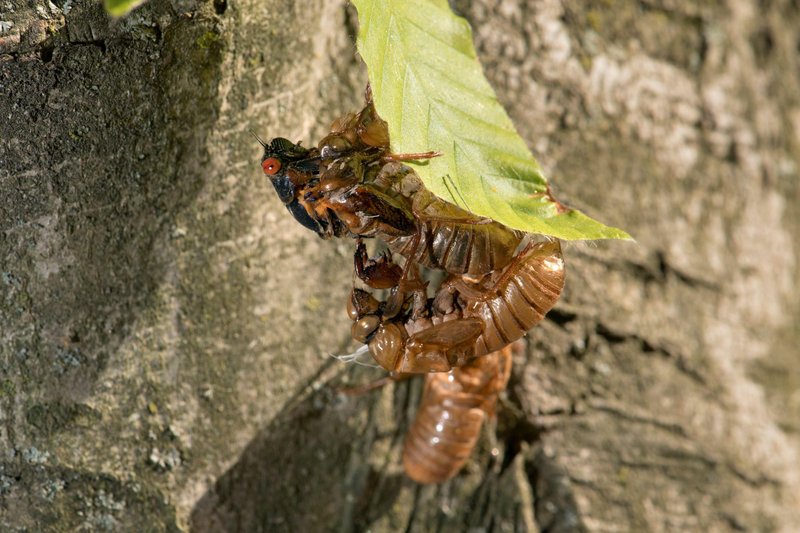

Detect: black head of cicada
258,137,320,195
254,134,331,236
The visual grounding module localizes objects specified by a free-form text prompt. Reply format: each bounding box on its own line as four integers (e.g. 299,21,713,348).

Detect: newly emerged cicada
255,87,565,484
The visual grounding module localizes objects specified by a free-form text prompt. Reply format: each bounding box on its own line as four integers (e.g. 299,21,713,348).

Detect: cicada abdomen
402,345,512,484
454,239,565,356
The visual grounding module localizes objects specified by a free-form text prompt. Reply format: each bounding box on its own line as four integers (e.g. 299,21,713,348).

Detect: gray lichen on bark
1,0,799,531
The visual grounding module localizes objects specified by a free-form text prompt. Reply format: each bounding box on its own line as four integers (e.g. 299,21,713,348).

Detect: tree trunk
1,0,798,531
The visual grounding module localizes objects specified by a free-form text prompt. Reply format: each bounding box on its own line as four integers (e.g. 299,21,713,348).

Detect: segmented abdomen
403,347,512,484
462,240,565,356
385,220,522,276
382,190,524,277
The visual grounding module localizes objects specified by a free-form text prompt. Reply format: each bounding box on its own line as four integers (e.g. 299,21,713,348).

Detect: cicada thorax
402,345,513,484
313,181,416,239
318,100,390,160
328,161,526,278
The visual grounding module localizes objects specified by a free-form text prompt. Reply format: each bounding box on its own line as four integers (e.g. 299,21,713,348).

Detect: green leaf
350,0,631,240
104,0,147,17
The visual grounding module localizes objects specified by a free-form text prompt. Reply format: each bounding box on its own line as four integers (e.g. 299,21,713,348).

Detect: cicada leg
353,239,403,289
382,151,442,162
369,317,484,374
337,373,413,397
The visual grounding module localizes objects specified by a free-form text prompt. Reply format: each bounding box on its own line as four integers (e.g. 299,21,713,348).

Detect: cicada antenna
250,129,267,148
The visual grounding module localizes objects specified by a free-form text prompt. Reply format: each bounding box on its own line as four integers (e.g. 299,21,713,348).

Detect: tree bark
1,0,798,531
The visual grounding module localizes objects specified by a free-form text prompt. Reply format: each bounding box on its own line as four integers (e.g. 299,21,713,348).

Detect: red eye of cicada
262,157,281,175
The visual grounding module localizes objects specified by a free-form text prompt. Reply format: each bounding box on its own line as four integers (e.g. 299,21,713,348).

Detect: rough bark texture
1,0,798,531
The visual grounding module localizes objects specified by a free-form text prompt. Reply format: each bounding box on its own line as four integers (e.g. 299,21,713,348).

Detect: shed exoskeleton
255,87,567,485
348,239,565,374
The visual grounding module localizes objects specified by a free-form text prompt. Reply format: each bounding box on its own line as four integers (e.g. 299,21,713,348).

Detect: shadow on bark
189,363,410,533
